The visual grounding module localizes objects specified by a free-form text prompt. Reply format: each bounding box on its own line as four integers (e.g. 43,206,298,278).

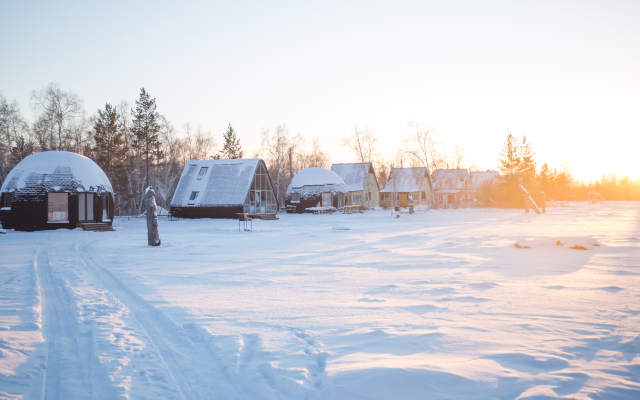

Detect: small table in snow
237,213,252,232
306,206,336,214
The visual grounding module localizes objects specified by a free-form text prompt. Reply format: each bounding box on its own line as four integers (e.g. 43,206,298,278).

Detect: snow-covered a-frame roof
330,163,379,192
380,167,429,193
171,159,265,207
432,169,469,191
1,150,113,194
470,170,500,188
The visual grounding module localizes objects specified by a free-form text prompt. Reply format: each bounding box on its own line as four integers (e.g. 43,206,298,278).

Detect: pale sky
1,0,639,181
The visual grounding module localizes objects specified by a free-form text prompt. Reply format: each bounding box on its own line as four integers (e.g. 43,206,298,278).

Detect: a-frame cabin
170,159,278,219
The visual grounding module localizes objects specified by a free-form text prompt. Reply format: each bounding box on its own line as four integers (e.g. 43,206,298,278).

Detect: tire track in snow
35,243,116,400
76,240,244,400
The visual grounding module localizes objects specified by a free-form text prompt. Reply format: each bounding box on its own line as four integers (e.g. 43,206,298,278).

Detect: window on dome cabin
292,193,301,202
197,167,208,180
102,194,110,221
189,191,199,201
48,193,69,222
322,192,332,206
1,192,12,208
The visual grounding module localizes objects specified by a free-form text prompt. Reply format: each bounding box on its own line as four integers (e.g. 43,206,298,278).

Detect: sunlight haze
1,0,638,181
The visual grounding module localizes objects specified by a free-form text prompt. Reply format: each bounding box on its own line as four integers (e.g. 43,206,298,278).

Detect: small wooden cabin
379,167,433,208
170,158,278,219
432,169,472,208
330,163,380,208
285,168,347,213
0,151,114,231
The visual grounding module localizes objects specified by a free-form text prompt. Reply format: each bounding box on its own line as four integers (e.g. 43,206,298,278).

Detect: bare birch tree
342,126,378,208
30,83,84,151
261,124,290,207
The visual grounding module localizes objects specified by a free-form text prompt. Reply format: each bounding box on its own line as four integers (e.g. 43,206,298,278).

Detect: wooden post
541,191,546,213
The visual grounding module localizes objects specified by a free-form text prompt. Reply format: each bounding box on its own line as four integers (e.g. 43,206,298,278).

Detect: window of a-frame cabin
292,193,301,202
197,167,208,180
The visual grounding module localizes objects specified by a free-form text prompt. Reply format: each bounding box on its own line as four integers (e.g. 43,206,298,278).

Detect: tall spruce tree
219,122,244,159
92,103,129,199
498,133,522,206
518,136,537,185
131,88,161,188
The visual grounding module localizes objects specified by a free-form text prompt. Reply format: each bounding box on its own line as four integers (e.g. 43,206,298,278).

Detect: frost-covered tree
30,83,84,151
0,94,33,186
219,123,243,159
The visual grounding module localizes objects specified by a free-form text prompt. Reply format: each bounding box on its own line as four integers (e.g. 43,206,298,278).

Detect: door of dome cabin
78,193,96,222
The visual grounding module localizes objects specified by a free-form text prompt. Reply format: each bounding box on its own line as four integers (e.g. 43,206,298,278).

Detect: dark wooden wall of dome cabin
0,192,113,231
285,194,342,214
170,205,244,219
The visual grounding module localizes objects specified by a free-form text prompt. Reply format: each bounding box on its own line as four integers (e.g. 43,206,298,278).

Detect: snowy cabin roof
286,168,347,198
470,170,500,188
1,151,113,194
380,167,429,193
432,169,469,192
171,159,265,207
330,163,379,192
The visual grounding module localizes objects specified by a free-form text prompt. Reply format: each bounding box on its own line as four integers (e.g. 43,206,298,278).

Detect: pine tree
538,162,553,197
498,133,520,176
219,123,244,159
518,136,536,185
131,88,162,188
92,103,129,200
498,133,521,206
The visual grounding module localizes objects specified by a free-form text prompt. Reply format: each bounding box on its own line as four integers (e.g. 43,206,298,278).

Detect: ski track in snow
35,243,116,400
75,240,244,400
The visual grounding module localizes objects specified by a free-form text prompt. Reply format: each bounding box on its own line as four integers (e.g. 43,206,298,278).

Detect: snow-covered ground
1,202,639,399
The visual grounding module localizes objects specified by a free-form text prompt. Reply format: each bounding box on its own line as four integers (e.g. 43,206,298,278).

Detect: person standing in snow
145,186,161,246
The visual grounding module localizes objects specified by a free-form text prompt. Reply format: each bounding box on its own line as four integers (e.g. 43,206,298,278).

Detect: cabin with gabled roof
170,158,278,219
379,167,433,208
432,168,472,208
330,162,380,208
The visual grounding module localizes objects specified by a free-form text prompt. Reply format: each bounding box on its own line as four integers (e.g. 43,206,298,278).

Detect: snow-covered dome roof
286,168,347,197
290,168,346,188
1,151,113,193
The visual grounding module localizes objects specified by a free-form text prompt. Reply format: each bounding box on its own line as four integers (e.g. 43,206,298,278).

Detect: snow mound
1,151,112,193
515,237,602,250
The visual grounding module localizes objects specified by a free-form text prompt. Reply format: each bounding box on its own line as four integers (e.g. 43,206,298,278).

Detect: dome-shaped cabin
0,151,114,231
285,168,347,213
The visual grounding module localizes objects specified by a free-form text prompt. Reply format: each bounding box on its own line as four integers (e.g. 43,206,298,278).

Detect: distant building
170,159,277,219
379,167,433,208
0,151,114,231
432,168,472,208
330,163,380,208
285,168,347,213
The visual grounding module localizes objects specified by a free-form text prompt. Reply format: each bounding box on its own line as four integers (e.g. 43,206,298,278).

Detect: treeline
476,133,640,207
0,84,331,214
2,84,638,214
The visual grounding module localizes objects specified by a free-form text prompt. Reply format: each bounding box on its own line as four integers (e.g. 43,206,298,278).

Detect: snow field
0,202,639,399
